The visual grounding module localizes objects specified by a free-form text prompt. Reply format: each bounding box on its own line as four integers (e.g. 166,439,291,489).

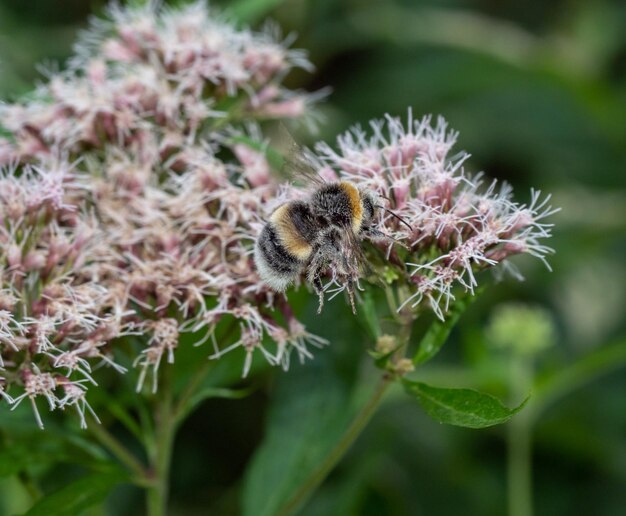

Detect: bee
254,132,409,313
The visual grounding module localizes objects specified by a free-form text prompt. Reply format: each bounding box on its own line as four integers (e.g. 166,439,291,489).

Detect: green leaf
0,426,109,478
358,290,381,340
0,442,64,478
242,302,366,516
367,335,404,370
403,380,527,428
24,470,126,516
367,346,399,369
242,356,355,516
413,290,481,365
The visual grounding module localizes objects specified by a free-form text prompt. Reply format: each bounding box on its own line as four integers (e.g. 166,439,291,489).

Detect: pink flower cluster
0,3,557,429
315,112,557,319
0,1,313,164
0,158,133,427
0,2,322,428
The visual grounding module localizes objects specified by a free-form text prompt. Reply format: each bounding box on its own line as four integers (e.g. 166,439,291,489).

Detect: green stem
146,365,176,516
277,313,414,515
277,374,393,516
145,322,242,513
172,359,215,425
507,338,626,516
507,355,533,516
173,321,239,425
384,285,399,318
88,422,149,485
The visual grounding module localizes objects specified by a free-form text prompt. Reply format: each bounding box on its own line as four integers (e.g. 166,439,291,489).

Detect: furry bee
254,135,406,313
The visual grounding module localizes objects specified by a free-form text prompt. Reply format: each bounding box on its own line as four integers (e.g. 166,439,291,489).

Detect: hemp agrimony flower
0,1,557,432
0,158,133,428
319,113,557,317
0,1,321,427
258,112,557,320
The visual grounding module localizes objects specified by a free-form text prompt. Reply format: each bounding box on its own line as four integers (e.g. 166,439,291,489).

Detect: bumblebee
253,128,411,313
254,179,380,312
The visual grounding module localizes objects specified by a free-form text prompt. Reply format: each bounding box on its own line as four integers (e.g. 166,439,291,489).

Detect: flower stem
146,364,176,516
145,322,239,514
172,360,214,425
88,421,149,484
277,312,414,515
173,321,239,425
277,373,393,516
507,355,533,516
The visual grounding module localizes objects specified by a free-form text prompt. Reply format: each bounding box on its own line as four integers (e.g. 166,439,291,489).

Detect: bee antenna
376,205,412,231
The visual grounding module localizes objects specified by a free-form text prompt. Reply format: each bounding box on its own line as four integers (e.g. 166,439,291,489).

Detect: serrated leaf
403,380,527,428
24,470,126,516
413,290,480,365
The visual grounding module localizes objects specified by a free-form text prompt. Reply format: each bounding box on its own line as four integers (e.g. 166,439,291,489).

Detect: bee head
362,189,413,233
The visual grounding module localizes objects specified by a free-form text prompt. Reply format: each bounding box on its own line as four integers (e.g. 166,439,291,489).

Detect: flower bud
23,251,46,271
7,245,22,269
259,98,306,119
486,304,556,356
376,334,397,354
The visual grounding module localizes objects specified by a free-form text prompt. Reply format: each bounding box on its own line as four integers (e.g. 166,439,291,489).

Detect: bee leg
313,274,325,314
346,278,357,314
363,227,408,249
306,245,330,314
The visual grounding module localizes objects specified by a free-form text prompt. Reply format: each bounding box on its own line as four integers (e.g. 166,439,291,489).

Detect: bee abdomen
254,223,302,291
287,202,320,242
255,201,323,292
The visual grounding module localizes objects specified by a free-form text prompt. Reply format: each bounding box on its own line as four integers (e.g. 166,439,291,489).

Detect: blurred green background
0,0,625,515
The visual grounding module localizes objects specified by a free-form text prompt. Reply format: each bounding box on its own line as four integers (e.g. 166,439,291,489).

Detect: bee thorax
311,182,364,232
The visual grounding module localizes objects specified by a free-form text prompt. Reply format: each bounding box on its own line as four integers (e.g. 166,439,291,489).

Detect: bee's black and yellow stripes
254,182,372,292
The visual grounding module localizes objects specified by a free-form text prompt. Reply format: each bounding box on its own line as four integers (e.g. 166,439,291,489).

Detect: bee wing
278,124,327,187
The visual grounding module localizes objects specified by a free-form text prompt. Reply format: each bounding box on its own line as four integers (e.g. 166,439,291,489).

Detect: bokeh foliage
0,0,625,515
